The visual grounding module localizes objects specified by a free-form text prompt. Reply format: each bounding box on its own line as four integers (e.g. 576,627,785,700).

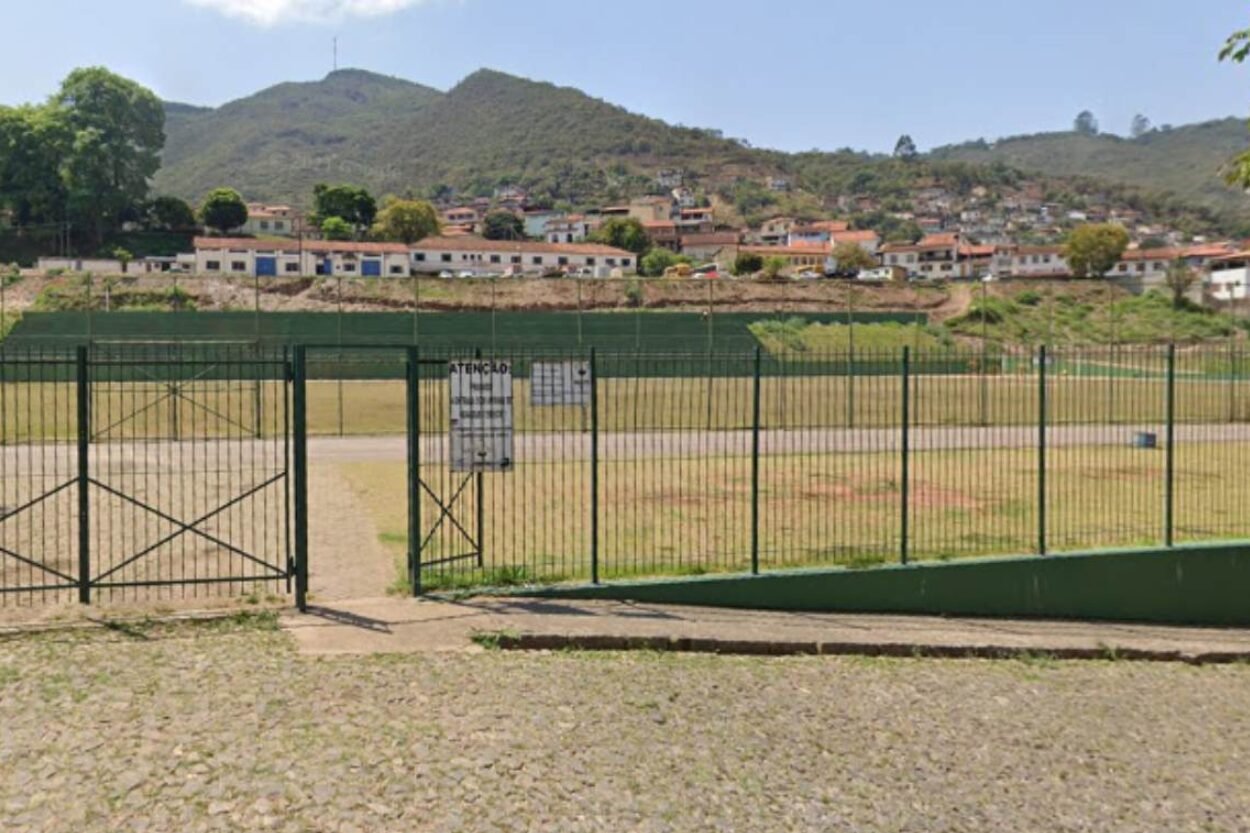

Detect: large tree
373,197,440,244
1062,223,1130,278
1220,28,1250,186
482,210,525,241
200,188,248,235
0,105,69,226
1073,110,1099,136
1165,259,1199,309
831,241,877,273
1130,114,1153,139
589,217,651,256
312,183,377,237
147,196,196,231
56,67,165,245
893,134,918,161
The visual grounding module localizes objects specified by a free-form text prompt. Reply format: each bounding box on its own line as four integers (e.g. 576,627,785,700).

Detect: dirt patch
307,463,395,601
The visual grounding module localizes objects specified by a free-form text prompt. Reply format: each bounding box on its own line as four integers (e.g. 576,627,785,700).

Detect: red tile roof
194,237,409,254
829,230,879,244
413,236,633,257
681,232,740,247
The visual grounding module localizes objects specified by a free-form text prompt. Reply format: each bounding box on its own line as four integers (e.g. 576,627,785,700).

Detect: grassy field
336,438,1250,589
4,367,1250,443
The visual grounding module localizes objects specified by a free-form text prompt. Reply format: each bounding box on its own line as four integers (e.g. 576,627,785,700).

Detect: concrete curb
489,632,1250,665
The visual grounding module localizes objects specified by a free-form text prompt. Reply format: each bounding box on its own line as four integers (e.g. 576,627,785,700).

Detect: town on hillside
32,182,1250,305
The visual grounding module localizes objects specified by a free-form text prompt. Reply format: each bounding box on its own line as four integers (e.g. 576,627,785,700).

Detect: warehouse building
410,236,636,275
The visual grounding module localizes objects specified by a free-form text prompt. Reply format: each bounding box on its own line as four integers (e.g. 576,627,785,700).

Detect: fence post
292,345,309,611
76,345,91,604
900,346,910,565
407,345,422,596
1165,343,1176,547
1228,341,1236,424
1037,344,1048,556
589,347,600,584
750,346,762,576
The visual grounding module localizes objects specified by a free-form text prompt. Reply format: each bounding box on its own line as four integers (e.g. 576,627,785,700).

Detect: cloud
185,0,436,26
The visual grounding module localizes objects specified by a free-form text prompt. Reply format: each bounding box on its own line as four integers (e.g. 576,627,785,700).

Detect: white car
456,270,475,279
438,270,454,279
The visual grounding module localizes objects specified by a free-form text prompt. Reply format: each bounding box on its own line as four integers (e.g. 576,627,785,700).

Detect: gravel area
2,618,1249,832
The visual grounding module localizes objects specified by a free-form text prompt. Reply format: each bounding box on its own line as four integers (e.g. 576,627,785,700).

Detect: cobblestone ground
2,617,1249,833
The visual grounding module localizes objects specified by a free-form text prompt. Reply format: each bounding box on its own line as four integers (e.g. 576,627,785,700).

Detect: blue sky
4,0,1250,153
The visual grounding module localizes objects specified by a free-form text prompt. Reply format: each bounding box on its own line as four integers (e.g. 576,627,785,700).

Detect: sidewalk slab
282,596,1250,663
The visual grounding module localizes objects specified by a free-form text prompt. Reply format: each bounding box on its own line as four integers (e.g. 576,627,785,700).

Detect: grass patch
752,318,952,353
947,289,1241,345
470,628,521,650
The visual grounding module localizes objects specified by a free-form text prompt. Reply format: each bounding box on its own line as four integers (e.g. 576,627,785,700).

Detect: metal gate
0,345,302,607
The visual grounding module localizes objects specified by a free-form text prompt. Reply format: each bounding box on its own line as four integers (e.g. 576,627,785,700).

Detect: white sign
531,361,591,407
449,360,514,472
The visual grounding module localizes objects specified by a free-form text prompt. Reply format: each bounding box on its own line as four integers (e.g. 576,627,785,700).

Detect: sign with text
530,360,592,407
449,360,514,472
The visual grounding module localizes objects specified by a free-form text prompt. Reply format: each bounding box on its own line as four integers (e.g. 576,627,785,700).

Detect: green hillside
155,69,443,202
150,67,1243,235
931,119,1250,218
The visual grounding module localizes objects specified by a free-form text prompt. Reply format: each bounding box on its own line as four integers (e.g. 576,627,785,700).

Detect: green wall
530,544,1250,626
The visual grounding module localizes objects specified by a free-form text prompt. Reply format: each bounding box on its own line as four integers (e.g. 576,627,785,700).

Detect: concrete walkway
282,596,1250,663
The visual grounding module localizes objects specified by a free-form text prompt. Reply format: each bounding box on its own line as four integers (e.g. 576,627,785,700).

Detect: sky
3,0,1250,154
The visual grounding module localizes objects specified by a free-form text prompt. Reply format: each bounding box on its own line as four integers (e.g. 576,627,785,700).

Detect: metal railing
384,343,1250,590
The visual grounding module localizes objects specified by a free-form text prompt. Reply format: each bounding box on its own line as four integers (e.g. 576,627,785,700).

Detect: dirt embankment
5,272,1134,318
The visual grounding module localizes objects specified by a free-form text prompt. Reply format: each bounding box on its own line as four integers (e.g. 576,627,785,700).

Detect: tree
639,247,689,277
110,247,133,274
321,217,354,241
373,198,440,245
1221,27,1250,186
56,67,165,245
589,217,651,257
761,256,788,281
482,210,525,241
731,252,764,276
1130,114,1152,139
1164,259,1198,309
1073,110,1099,136
1062,223,1130,278
148,196,196,231
199,188,248,235
0,105,69,226
832,242,877,274
893,134,918,161
312,183,377,237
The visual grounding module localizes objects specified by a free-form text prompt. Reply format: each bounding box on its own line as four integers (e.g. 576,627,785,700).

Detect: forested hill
929,119,1250,218
153,68,1248,234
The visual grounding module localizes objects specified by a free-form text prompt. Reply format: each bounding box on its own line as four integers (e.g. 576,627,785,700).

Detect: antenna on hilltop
333,36,338,72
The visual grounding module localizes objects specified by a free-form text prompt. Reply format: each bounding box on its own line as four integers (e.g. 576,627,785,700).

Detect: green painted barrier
529,544,1250,627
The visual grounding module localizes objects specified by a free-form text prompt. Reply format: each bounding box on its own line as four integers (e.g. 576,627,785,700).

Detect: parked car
438,270,454,279
456,270,475,279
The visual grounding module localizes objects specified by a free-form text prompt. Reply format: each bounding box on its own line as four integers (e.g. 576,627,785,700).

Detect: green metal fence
0,345,300,607
389,343,1250,591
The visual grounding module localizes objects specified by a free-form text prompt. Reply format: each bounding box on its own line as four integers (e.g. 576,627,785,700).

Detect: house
523,209,561,238
879,233,989,279
829,229,880,255
757,217,795,246
442,207,480,228
193,237,411,278
680,231,741,263
1206,251,1250,301
656,169,684,189
787,220,851,247
241,204,302,238
627,196,675,223
643,221,680,252
991,245,1070,278
545,215,600,244
671,187,697,209
858,265,908,282
411,236,635,276
675,207,715,234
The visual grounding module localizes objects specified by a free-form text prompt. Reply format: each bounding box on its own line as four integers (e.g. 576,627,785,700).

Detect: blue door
256,256,277,277
362,259,382,277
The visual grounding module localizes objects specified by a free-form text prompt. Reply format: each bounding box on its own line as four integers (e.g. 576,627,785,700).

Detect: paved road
3,422,1250,470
